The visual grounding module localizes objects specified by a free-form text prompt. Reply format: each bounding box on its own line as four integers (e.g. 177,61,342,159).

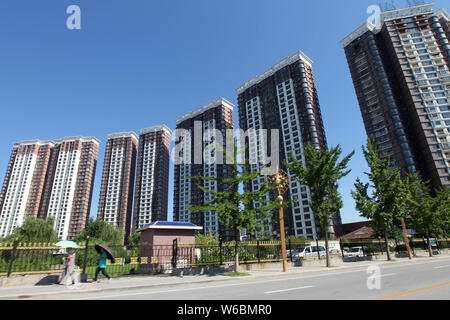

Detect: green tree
256,231,274,241
189,136,289,272
6,216,58,243
127,232,141,249
407,174,450,256
372,224,404,242
195,232,220,245
286,142,354,267
74,218,123,246
351,140,410,261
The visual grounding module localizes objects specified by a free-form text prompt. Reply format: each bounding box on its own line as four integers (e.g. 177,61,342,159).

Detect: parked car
291,246,326,258
344,247,364,258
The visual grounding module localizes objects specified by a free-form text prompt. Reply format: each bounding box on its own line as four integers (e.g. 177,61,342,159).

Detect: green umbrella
54,240,79,248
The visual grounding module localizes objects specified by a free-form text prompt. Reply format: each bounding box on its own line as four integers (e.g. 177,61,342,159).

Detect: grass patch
226,272,250,277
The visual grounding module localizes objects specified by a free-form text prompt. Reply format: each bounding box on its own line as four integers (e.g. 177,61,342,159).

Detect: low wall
172,265,235,276
0,272,81,287
297,257,344,267
241,262,296,271
0,268,81,288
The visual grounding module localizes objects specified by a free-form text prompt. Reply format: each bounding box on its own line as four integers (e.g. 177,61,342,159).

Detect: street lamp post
401,218,413,260
268,169,289,273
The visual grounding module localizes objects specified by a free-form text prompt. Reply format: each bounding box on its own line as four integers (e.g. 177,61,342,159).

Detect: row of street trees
0,217,136,247
189,135,449,271
352,141,450,260
190,134,355,270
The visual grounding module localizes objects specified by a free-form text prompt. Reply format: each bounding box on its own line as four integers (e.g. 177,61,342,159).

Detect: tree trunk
324,227,330,268
384,227,391,261
426,229,433,257
234,230,240,272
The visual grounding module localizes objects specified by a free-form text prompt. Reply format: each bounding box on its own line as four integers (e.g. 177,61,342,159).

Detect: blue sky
0,0,448,224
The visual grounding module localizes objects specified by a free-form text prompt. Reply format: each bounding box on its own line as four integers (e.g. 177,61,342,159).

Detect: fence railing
339,238,450,257
1,238,449,278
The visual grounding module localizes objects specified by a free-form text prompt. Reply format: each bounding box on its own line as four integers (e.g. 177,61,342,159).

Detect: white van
344,247,364,258
291,246,327,258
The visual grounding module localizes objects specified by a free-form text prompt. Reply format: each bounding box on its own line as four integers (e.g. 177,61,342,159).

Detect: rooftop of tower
107,131,139,140
236,50,314,95
14,136,100,146
340,3,449,47
139,124,172,136
175,98,235,125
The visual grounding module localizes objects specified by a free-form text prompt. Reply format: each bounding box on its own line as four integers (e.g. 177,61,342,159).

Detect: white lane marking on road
72,278,313,300
433,265,450,269
264,286,313,294
70,270,405,300
377,273,396,278
72,269,373,300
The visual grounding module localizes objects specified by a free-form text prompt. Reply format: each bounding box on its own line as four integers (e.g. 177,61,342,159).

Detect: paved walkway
1,254,449,299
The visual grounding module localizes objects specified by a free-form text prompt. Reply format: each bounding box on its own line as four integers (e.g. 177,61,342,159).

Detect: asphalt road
33,258,450,300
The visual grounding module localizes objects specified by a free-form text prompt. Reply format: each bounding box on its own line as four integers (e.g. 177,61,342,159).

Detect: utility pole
401,218,413,260
268,169,289,272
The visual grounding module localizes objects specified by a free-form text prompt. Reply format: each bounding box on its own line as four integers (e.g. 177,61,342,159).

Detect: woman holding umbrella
54,240,79,285
93,244,114,282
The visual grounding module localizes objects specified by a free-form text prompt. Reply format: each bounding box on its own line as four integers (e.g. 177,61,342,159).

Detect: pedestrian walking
59,247,77,285
93,247,111,282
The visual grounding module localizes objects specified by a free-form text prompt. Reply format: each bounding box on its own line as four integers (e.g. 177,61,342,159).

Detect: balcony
439,72,450,84
421,92,433,99
440,142,450,150
432,53,444,60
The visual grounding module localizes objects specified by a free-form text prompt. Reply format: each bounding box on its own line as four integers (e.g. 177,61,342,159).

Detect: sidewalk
1,254,449,300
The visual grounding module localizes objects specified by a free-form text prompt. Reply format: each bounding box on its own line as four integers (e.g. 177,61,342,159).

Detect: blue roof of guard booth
136,221,203,232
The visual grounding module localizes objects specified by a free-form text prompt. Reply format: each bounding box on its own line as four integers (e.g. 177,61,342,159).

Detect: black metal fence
339,238,450,258
1,238,449,278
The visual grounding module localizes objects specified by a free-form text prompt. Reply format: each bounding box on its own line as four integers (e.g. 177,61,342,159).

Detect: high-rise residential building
236,51,341,240
133,125,171,231
341,4,450,190
97,132,138,244
173,98,235,240
45,137,99,240
0,137,99,240
0,140,54,238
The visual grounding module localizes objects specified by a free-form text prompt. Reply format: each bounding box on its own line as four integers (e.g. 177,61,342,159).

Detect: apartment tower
133,125,171,231
45,137,99,240
341,4,450,189
173,98,235,240
0,137,99,240
97,132,138,244
0,140,54,238
237,51,342,240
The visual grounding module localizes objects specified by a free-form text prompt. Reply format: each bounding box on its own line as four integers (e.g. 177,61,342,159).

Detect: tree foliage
407,173,450,255
351,140,410,260
5,216,58,243
195,232,220,245
286,142,354,266
74,218,123,246
127,232,141,248
189,136,289,271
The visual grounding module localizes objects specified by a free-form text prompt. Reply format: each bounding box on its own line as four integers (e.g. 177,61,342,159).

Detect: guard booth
136,221,202,272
